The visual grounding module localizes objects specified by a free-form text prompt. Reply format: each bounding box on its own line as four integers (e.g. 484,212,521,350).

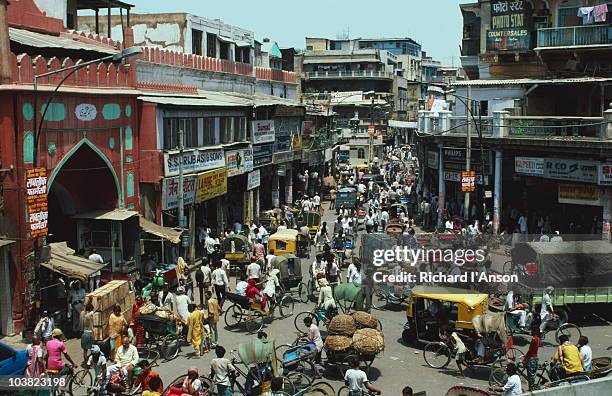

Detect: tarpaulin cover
41,242,105,283
471,312,509,347
512,241,612,288
238,338,275,365
334,282,361,302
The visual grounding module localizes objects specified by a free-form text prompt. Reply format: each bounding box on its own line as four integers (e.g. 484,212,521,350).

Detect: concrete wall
453,86,526,116
137,62,255,94
255,80,297,99
525,376,612,395
33,0,66,25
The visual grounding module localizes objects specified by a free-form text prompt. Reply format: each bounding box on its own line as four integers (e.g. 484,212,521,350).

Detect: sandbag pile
328,314,357,337
352,328,385,355
352,311,379,329
324,335,353,352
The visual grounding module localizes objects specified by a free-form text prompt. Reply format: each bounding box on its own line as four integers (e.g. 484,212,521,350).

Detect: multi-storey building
417,0,612,243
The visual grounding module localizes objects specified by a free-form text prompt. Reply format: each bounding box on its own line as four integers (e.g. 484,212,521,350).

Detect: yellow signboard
195,168,227,203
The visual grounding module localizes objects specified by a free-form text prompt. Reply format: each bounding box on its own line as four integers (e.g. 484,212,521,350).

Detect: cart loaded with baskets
135,303,182,361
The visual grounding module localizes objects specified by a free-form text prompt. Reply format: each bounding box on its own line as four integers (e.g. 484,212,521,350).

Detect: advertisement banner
162,175,198,210
543,158,598,183
247,169,261,190
597,164,612,186
226,148,253,177
26,167,48,238
444,170,488,185
196,168,227,203
558,183,601,206
252,120,276,144
252,143,274,167
461,171,476,192
427,150,439,169
164,148,225,177
487,0,531,51
273,151,294,164
515,156,544,175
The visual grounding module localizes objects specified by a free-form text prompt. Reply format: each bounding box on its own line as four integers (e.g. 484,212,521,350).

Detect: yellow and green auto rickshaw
302,211,322,239
222,234,251,273
268,229,299,256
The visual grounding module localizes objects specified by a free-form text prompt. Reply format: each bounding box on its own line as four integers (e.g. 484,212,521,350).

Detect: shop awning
41,242,106,283
0,239,15,248
73,209,139,221
140,217,182,244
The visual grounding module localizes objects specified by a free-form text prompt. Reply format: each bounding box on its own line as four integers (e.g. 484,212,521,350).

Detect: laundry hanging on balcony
577,6,595,24
594,4,608,23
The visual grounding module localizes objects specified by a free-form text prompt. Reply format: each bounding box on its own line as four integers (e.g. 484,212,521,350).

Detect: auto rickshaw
389,203,408,219
271,254,307,303
302,210,322,239
297,226,310,258
268,229,298,256
385,219,404,236
222,234,251,274
402,285,489,344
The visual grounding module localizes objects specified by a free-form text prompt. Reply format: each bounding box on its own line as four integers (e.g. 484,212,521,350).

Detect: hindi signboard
26,167,48,238
487,0,531,51
543,158,598,183
252,120,276,144
226,148,253,177
247,169,261,190
461,171,476,192
597,164,612,186
162,175,198,210
558,183,601,206
164,148,225,177
515,156,544,175
195,168,227,203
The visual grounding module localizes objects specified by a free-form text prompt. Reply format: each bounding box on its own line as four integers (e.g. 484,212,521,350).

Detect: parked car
0,342,27,376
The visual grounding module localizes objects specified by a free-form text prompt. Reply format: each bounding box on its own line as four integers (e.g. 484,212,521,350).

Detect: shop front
225,147,254,225
252,120,276,213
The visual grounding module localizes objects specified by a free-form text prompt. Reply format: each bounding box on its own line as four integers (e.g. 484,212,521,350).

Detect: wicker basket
324,335,353,352
352,328,384,355
328,314,357,336
352,311,379,329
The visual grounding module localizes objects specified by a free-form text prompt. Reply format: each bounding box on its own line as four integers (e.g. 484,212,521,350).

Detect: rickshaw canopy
222,234,250,248
410,286,488,310
303,211,322,228
270,254,301,280
334,282,361,302
269,229,298,242
238,338,278,376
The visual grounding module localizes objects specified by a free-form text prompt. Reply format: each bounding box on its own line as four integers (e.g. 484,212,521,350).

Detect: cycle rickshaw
135,312,182,361
222,234,252,275
271,254,308,303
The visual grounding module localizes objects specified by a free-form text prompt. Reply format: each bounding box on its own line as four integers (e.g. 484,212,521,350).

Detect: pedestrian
175,287,192,323
80,303,95,366
130,295,146,347
489,362,522,395
344,357,382,395
212,262,230,308
195,262,212,306
25,336,44,378
258,223,269,253
253,238,265,262
447,330,468,378
365,210,374,234
246,258,262,282
206,290,221,347
210,346,236,396
186,303,205,359
401,386,413,396
577,336,592,373
523,327,542,389
302,316,323,378
160,283,174,311
68,280,85,336
34,310,54,343
539,286,555,333
108,304,127,361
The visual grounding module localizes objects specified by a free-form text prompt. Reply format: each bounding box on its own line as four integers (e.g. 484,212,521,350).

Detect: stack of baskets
352,311,379,329
353,328,385,355
325,314,356,352
324,312,384,355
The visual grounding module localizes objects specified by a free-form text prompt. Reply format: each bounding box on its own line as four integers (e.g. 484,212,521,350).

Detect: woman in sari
246,279,267,312
130,295,146,347
108,304,127,361
186,304,205,358
25,336,44,378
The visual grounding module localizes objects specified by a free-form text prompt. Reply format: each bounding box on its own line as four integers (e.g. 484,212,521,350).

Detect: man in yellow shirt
550,334,584,380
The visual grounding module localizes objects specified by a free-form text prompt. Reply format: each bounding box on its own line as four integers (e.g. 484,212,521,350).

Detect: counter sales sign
164,148,225,177
226,149,253,177
252,120,276,144
515,157,544,175
487,0,531,51
26,167,48,238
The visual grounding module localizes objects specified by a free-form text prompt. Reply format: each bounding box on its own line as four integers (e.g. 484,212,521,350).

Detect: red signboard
26,167,48,239
461,171,476,192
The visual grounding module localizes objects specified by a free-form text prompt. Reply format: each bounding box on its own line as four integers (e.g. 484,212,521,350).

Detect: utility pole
178,129,186,229
368,95,374,165
464,86,472,221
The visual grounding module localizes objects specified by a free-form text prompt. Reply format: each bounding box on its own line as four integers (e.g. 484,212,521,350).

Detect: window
306,45,313,51
207,33,217,58
235,117,247,142
357,148,366,159
192,29,203,55
163,118,197,149
219,42,230,60
202,118,216,146
220,117,234,144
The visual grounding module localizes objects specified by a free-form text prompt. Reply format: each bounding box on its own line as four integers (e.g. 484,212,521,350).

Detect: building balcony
304,70,395,80
536,25,612,49
417,110,610,140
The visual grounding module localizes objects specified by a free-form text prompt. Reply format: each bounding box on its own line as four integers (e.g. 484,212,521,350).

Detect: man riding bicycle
46,329,76,375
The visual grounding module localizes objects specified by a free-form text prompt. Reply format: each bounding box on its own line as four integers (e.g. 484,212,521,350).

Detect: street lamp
444,88,487,228
32,46,143,165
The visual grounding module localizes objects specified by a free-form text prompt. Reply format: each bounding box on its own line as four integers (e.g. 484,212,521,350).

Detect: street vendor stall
139,217,183,271
72,209,140,280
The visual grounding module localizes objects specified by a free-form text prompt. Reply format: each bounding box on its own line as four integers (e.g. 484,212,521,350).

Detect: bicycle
489,360,591,391
337,385,381,396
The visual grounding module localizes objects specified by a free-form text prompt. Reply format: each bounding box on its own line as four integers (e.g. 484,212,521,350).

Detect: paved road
145,202,612,395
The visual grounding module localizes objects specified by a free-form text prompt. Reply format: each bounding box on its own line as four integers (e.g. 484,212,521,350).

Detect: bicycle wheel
294,311,318,333
502,260,513,275
137,347,161,365
278,295,295,318
489,366,508,386
299,282,309,303
309,381,336,396
505,347,524,363
370,287,386,311
337,385,350,396
68,368,93,396
286,370,314,393
555,323,581,344
161,333,181,360
423,342,451,369
224,304,243,329
245,310,265,334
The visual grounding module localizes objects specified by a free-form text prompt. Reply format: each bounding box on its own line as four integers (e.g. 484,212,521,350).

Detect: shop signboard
444,170,488,185
293,150,303,161
26,167,48,238
252,143,273,167
273,151,294,164
247,169,261,190
597,164,612,186
226,148,253,177
309,150,324,166
427,150,439,169
461,171,476,192
302,121,314,135
251,120,275,144
487,0,531,51
443,147,491,166
162,175,198,210
195,168,227,203
515,156,544,175
543,158,598,183
164,148,225,177
558,183,601,206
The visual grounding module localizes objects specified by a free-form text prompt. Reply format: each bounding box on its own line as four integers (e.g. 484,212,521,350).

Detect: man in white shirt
550,231,563,242
302,316,324,378
504,290,527,328
301,197,311,212
246,260,261,281
88,249,104,263
311,254,326,280
344,357,382,395
489,362,522,395
540,286,555,333
235,273,248,296
210,346,235,395
518,213,528,234
380,210,389,231
174,287,191,322
115,336,139,386
211,263,230,308
357,183,366,195
263,269,280,302
578,336,593,372
258,223,269,251
313,194,321,210
346,259,358,283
